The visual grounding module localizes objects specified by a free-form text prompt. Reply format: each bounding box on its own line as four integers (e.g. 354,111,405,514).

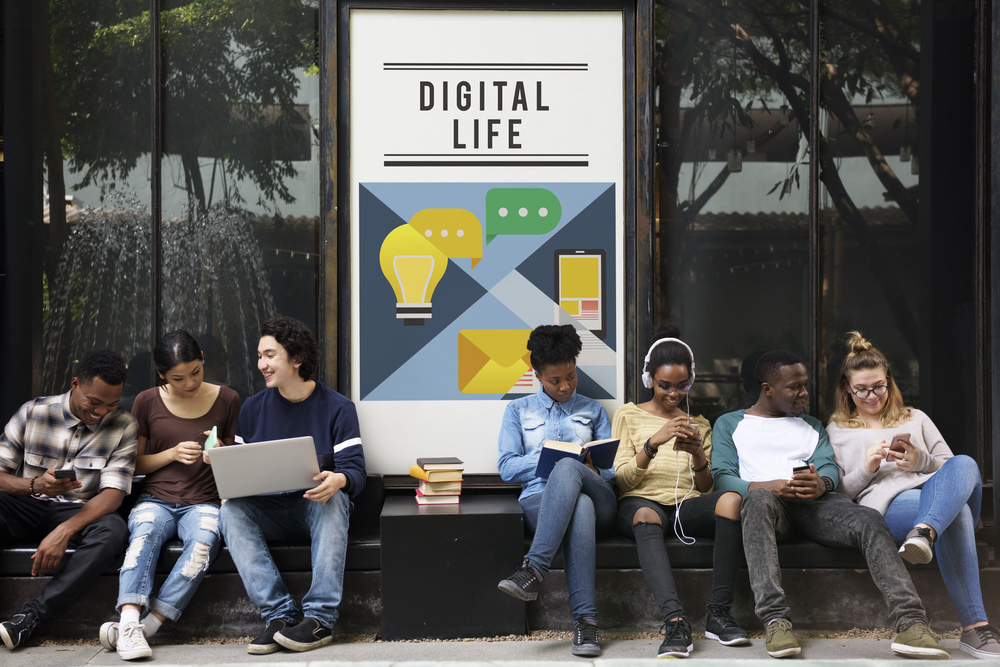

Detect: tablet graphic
555,249,606,340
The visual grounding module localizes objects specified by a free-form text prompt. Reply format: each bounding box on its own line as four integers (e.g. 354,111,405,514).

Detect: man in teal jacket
712,350,947,660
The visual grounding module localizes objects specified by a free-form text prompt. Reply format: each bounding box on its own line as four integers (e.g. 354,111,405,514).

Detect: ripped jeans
116,494,222,621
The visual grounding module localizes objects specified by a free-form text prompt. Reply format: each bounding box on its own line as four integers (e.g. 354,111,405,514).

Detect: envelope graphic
458,329,533,394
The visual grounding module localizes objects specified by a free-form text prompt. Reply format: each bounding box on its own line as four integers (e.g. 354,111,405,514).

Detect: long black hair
153,330,203,386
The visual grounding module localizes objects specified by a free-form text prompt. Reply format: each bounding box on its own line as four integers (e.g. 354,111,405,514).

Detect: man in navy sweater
219,317,366,654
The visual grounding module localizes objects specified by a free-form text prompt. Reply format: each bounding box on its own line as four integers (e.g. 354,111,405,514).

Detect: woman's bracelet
643,439,656,459
692,461,709,473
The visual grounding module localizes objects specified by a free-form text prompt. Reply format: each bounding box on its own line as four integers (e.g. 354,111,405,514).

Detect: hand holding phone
889,433,911,453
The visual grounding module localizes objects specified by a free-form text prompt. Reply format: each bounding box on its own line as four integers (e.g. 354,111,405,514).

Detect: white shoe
99,622,119,651
116,622,151,661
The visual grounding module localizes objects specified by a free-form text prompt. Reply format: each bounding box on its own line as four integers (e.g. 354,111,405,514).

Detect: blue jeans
117,494,222,620
219,490,350,629
520,458,617,621
883,455,985,628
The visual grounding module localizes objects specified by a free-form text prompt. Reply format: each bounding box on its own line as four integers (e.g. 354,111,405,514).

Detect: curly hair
754,349,804,387
76,350,127,386
153,330,203,386
829,331,912,429
527,324,582,372
644,324,693,378
260,316,319,380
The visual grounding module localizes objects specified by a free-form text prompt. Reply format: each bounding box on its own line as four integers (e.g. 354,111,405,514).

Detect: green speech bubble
485,188,562,244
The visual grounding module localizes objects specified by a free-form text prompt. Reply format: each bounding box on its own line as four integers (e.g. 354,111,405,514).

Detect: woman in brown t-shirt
99,331,240,660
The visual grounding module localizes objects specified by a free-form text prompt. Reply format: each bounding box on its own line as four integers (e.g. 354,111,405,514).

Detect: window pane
160,0,321,397
819,0,979,464
817,0,921,416
42,0,154,398
654,0,812,416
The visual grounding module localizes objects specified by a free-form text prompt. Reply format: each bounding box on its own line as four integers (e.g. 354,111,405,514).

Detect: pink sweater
825,409,952,515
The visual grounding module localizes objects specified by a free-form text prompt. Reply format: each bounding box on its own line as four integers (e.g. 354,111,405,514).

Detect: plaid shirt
0,390,138,501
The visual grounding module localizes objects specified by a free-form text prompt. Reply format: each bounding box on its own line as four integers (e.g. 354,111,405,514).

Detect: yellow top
612,402,713,505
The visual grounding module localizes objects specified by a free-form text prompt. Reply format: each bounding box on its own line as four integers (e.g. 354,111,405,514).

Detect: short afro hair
755,349,804,387
76,350,127,387
527,325,582,372
260,316,319,380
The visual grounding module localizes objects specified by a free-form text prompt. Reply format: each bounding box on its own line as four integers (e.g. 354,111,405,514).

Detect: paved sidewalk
1,637,980,666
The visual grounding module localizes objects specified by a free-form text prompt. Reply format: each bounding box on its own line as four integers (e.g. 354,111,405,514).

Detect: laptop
209,436,320,499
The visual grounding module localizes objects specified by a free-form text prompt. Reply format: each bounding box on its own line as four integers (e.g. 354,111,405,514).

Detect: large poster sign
349,9,625,473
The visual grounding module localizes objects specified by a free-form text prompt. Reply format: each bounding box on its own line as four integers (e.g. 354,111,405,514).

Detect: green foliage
49,0,319,208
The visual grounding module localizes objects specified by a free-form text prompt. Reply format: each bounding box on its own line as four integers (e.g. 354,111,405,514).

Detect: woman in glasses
611,326,748,658
827,331,998,660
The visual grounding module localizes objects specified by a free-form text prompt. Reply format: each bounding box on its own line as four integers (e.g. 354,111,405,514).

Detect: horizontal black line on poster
384,161,590,167
383,67,588,71
383,153,590,157
383,62,588,66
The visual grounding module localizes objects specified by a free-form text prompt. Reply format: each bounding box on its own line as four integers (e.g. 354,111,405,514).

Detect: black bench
0,473,386,576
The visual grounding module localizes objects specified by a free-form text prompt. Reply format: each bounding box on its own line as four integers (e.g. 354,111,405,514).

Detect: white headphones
641,337,696,389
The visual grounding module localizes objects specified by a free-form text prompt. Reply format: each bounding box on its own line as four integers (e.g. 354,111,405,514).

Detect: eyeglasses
657,380,693,394
851,384,888,399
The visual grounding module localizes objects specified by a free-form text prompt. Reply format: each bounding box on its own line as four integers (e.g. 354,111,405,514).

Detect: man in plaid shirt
0,350,138,650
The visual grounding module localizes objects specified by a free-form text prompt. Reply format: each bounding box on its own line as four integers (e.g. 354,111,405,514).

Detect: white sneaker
116,622,151,661
99,622,118,651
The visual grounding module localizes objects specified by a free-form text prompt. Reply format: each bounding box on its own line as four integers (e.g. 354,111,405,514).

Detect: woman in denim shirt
496,325,617,657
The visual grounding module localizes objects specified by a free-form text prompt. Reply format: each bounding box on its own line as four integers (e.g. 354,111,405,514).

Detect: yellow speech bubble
408,209,483,268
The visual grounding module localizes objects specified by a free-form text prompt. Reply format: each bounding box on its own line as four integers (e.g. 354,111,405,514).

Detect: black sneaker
705,605,751,646
497,559,542,601
572,618,601,657
657,617,693,658
247,619,294,655
0,612,38,650
274,617,333,652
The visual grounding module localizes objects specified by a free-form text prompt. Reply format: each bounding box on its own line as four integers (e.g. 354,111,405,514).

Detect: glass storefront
36,0,321,402
651,0,983,474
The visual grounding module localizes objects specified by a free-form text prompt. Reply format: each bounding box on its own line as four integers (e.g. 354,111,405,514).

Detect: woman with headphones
612,325,748,658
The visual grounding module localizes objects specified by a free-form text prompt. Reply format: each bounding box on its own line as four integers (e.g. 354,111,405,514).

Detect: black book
416,457,465,471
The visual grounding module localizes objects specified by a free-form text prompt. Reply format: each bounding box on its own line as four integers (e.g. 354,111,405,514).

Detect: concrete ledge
4,566,997,639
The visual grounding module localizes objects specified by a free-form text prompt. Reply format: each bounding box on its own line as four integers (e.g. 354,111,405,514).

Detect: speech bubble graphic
485,188,562,244
408,208,484,268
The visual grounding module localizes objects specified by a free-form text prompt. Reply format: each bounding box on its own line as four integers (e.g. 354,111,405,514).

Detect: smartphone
889,433,911,453
554,249,606,340
54,469,77,481
792,464,810,474
204,426,218,451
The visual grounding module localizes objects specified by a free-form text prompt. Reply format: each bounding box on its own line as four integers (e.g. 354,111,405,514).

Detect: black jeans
618,491,743,622
741,488,927,631
0,493,128,624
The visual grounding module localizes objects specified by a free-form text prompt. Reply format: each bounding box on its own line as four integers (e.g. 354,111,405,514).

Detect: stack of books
409,457,464,505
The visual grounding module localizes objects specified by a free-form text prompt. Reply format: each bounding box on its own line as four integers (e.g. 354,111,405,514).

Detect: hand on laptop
304,470,347,503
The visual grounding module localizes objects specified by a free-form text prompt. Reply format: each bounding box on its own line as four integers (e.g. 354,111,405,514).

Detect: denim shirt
497,386,613,501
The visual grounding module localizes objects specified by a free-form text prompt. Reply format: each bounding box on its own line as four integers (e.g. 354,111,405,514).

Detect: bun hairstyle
829,330,912,428
527,324,582,373
642,324,696,389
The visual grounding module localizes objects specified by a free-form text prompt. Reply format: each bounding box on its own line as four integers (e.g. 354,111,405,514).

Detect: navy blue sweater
235,383,367,500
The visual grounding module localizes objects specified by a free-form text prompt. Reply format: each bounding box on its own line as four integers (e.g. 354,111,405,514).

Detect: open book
535,438,620,479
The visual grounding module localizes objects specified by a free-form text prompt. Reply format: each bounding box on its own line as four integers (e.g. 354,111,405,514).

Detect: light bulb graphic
379,224,448,325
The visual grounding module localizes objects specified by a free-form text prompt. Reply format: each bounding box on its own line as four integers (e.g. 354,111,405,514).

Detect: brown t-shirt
132,385,241,506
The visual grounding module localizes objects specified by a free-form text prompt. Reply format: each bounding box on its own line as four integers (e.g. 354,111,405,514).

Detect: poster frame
328,0,654,449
